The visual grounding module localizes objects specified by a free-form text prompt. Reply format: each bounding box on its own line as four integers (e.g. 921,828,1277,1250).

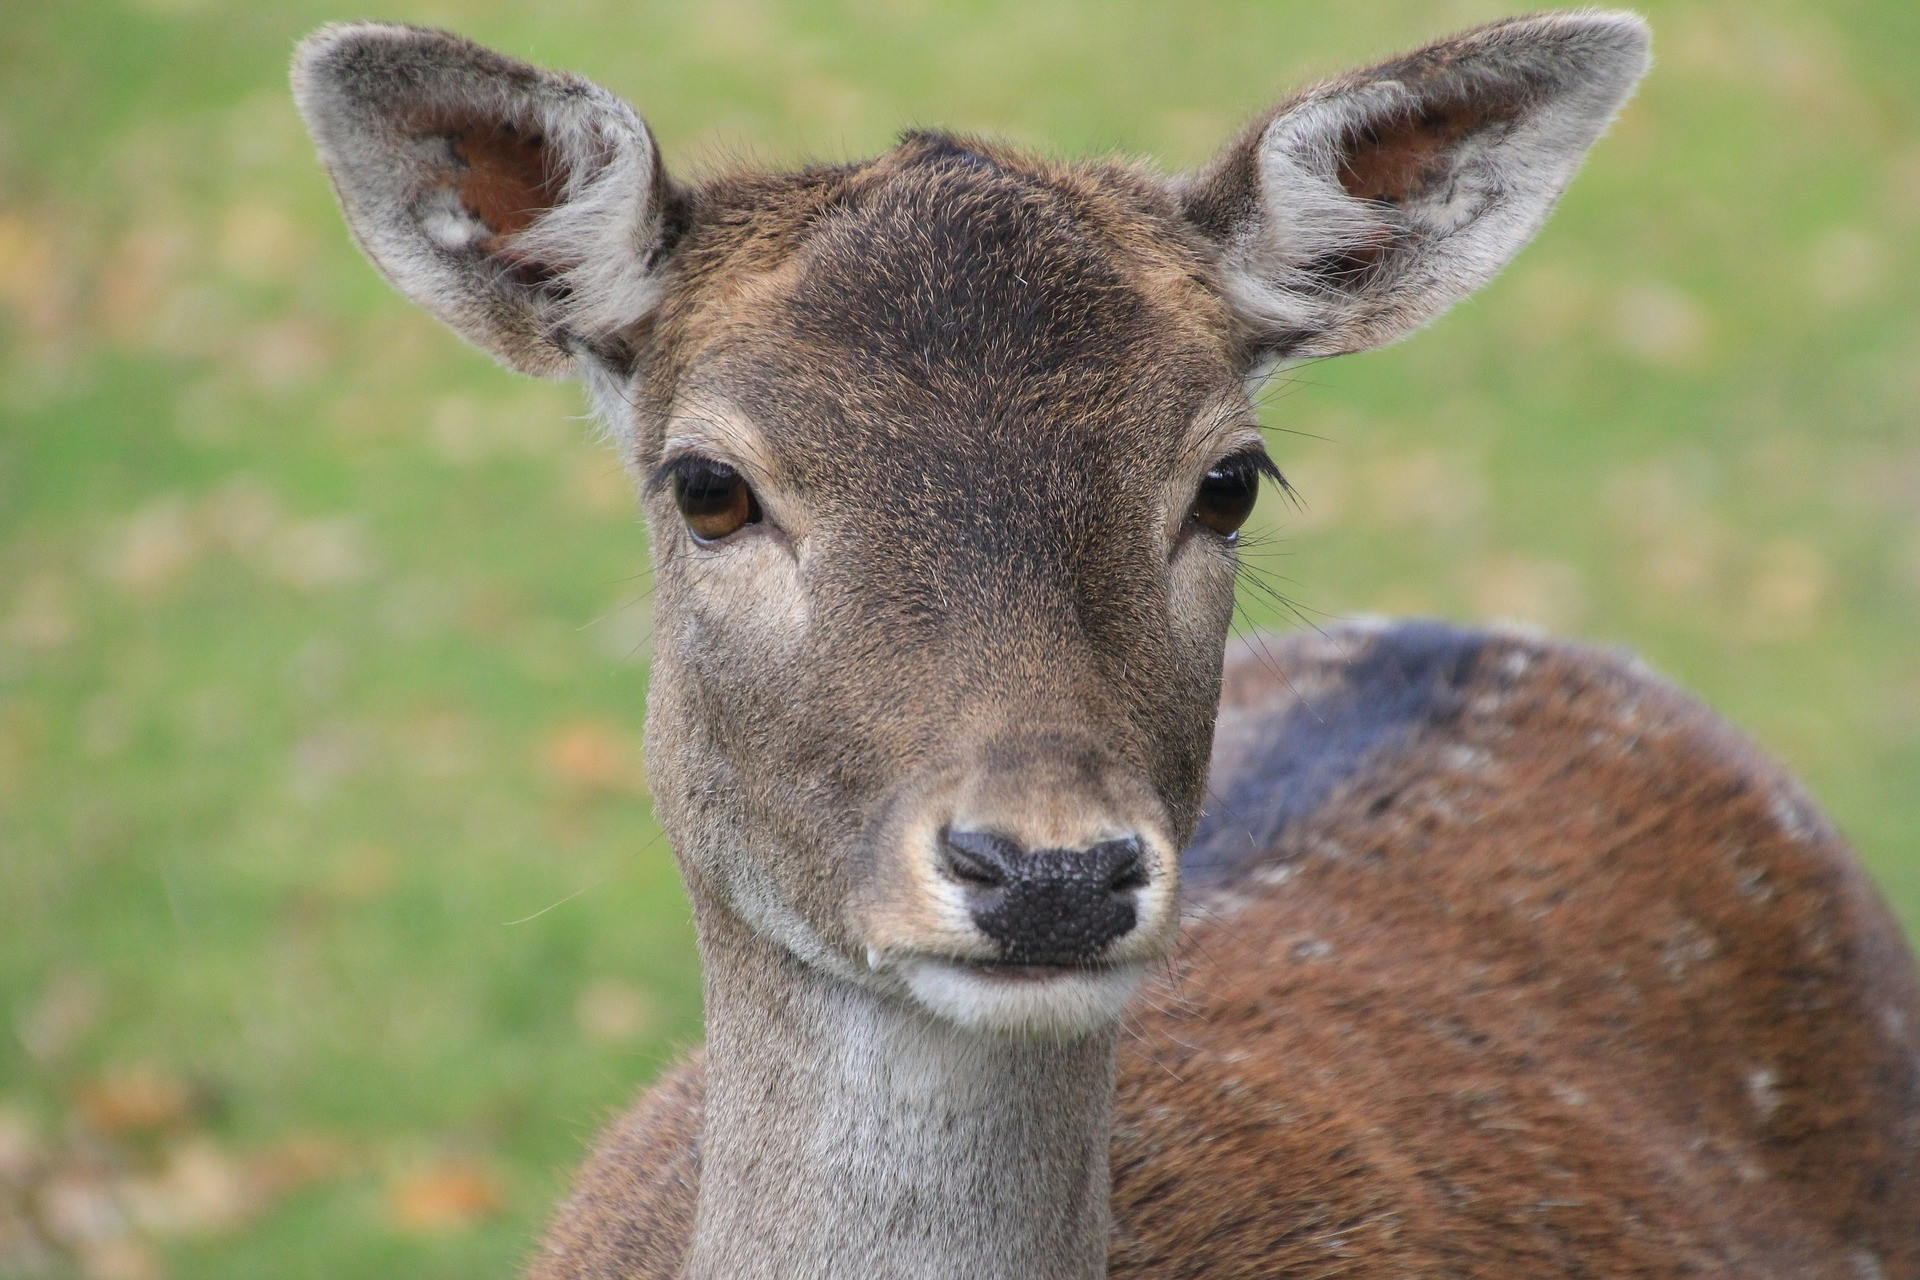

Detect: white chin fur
899,958,1145,1038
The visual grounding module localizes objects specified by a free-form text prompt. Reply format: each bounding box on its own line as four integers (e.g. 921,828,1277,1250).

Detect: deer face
294,15,1649,1036
634,139,1256,1033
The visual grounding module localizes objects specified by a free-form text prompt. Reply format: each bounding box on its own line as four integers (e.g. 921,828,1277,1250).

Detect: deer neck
684,904,1117,1280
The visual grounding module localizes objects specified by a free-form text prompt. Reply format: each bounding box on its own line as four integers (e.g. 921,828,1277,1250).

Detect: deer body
293,12,1920,1278
531,622,1920,1278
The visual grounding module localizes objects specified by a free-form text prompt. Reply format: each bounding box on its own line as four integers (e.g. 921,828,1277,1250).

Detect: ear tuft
292,23,675,378
1182,10,1651,368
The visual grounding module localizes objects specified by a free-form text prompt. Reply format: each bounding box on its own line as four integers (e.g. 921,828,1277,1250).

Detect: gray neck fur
684,911,1117,1280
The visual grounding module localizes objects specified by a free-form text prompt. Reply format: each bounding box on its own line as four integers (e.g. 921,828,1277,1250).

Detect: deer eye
1189,450,1275,540
670,458,762,543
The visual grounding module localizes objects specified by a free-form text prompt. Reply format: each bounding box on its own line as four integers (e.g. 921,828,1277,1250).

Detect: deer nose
941,828,1149,964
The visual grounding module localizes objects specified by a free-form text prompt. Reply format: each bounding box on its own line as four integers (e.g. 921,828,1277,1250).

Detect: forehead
653,134,1238,481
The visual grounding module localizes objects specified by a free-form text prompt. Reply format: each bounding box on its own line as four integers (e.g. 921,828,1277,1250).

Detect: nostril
941,828,1019,888
944,849,1001,888
1096,838,1149,893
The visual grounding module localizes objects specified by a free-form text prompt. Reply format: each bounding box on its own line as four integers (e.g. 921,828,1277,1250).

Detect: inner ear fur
293,23,676,378
1335,97,1523,207
1181,10,1651,368
442,118,564,247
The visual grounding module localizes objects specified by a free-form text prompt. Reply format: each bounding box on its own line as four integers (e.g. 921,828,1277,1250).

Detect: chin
898,957,1147,1039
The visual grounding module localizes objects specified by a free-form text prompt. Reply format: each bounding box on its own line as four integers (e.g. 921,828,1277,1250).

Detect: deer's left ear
1181,10,1650,367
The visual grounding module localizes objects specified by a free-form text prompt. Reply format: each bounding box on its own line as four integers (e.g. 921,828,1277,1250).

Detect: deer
291,10,1920,1278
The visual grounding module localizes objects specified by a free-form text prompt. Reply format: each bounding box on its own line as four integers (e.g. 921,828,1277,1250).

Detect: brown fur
1336,101,1513,205
531,624,1920,1279
449,121,560,244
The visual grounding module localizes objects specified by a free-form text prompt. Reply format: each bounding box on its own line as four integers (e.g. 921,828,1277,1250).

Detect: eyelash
1187,447,1283,541
654,455,764,544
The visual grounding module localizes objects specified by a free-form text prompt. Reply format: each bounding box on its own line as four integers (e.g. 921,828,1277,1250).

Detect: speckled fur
532,622,1920,1279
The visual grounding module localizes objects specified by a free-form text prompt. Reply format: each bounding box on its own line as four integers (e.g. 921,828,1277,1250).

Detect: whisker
502,879,604,926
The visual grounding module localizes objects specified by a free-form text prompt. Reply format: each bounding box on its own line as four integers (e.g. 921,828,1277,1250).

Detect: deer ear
292,23,677,378
1181,10,1650,368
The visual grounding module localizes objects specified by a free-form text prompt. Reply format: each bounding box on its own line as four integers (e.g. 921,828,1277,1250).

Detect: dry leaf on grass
122,1139,259,1237
387,1161,505,1235
77,1237,164,1280
539,720,646,797
0,1087,357,1276
73,1070,198,1137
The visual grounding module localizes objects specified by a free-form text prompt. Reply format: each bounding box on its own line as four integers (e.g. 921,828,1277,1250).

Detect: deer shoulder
1113,621,1920,1276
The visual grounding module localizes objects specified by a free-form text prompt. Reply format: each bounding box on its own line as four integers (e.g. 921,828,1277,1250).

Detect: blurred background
1,0,1915,1275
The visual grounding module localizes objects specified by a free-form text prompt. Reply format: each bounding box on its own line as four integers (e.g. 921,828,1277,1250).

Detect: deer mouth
951,959,1134,982
891,953,1148,1037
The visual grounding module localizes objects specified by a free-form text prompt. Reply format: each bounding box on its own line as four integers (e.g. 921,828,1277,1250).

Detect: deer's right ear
292,24,677,379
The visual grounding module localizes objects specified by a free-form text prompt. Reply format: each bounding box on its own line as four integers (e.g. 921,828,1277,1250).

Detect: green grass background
1,0,1915,1275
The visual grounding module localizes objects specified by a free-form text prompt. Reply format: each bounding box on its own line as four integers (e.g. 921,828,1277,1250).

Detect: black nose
941,828,1148,964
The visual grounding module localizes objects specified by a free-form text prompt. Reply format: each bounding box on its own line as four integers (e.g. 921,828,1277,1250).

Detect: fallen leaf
540,720,645,797
78,1237,163,1280
387,1161,505,1235
73,1070,194,1137
250,1133,355,1199
98,222,191,349
123,1139,257,1237
0,212,75,347
37,1169,127,1249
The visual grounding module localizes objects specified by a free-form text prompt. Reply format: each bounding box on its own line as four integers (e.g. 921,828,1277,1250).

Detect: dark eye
1189,450,1273,539
670,458,762,543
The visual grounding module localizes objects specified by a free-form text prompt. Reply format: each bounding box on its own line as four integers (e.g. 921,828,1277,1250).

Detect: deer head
294,13,1649,1042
